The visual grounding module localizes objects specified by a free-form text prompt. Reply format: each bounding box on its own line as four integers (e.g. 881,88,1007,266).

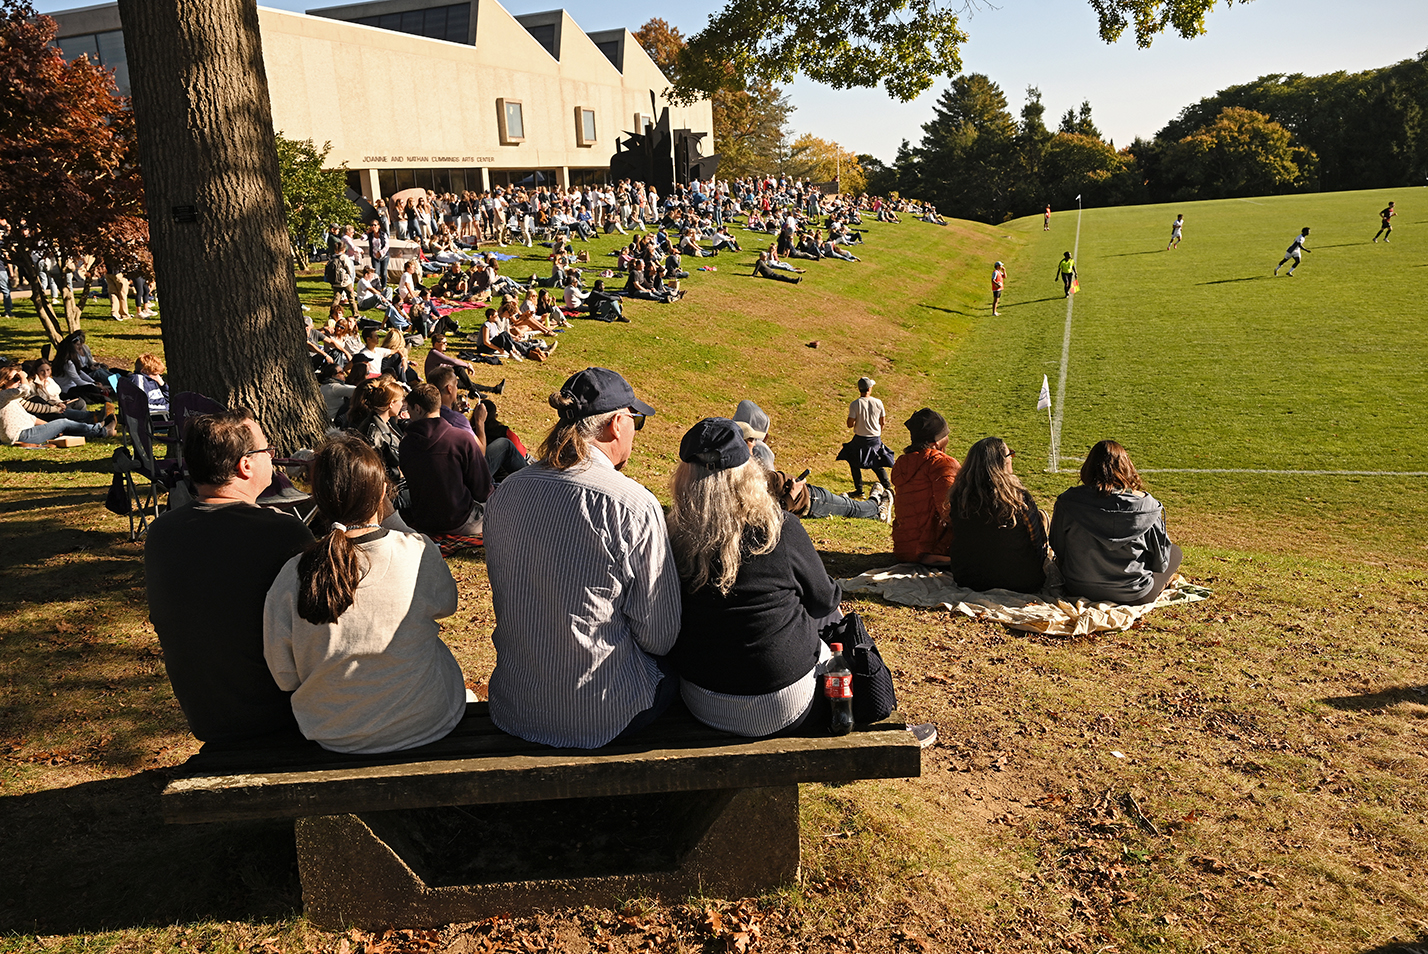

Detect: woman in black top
666,418,840,737
946,437,1048,594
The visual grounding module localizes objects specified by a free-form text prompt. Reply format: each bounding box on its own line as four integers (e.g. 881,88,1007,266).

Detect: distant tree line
865,49,1428,222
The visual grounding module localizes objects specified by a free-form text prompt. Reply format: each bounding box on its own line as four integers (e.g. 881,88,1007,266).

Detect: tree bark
116,0,328,453
13,256,65,348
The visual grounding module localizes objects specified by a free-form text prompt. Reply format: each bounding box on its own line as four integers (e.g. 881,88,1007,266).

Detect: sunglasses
627,410,646,431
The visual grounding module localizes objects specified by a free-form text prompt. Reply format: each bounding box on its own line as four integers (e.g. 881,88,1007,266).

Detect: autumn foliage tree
275,133,359,268
0,1,148,346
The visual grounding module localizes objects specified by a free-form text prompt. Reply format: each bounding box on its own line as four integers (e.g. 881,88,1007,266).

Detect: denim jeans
17,418,105,444
485,437,528,479
805,484,877,519
0,265,11,315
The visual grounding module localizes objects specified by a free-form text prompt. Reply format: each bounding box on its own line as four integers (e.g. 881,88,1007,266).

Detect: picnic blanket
836,563,1211,636
431,533,483,557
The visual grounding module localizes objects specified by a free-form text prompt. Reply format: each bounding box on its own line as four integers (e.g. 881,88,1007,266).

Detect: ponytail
295,434,388,624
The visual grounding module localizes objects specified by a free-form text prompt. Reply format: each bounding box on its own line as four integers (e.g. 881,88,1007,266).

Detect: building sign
362,155,496,164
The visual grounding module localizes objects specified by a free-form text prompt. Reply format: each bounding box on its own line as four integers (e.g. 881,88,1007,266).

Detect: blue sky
35,0,1428,164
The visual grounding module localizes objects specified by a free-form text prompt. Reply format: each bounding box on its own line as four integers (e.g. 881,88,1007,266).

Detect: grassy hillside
0,192,1424,954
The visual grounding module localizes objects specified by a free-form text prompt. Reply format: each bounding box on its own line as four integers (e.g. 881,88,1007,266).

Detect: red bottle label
823,673,852,699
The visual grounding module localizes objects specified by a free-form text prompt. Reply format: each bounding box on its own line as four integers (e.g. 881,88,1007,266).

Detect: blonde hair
667,459,783,595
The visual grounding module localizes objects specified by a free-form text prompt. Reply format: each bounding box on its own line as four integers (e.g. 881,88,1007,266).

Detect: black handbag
820,612,897,724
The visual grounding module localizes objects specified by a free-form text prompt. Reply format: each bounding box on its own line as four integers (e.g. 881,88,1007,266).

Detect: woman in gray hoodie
1050,441,1183,605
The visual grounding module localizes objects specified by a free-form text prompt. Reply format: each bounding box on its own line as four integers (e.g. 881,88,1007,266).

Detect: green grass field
1,189,1425,954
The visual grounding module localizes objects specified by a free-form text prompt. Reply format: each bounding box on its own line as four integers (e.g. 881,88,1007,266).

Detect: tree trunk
116,0,328,454
13,256,65,348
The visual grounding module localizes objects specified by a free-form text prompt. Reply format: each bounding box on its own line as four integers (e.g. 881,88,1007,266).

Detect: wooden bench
162,702,923,930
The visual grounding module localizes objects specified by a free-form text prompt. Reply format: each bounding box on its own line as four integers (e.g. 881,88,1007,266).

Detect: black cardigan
668,513,841,695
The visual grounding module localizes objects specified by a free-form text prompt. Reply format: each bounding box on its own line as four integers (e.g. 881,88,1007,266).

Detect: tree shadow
0,456,113,475
1320,685,1428,711
916,304,974,316
0,489,107,515
1197,276,1269,285
0,773,301,934
1352,935,1428,954
814,548,900,579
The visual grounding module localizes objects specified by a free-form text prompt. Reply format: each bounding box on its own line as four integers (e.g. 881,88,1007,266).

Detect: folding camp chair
113,379,181,540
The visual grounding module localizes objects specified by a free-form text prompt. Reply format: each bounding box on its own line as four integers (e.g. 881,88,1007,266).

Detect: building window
524,23,557,57
634,113,653,135
54,28,130,96
576,108,597,147
498,99,525,144
353,3,470,44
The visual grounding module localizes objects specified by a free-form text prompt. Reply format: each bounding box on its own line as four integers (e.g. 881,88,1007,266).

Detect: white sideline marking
1049,205,1083,472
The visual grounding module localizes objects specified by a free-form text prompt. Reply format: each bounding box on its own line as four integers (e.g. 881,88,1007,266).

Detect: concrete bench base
296,786,798,930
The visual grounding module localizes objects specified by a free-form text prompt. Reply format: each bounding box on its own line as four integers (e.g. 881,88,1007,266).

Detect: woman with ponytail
262,433,467,753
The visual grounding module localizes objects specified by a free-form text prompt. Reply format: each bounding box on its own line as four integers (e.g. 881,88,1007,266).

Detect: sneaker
542,340,558,354
493,378,506,395
908,723,938,748
877,494,892,523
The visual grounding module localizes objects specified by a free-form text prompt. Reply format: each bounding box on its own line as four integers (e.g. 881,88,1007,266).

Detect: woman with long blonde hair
666,418,841,737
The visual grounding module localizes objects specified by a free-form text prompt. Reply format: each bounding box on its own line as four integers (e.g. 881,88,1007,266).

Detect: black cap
904,408,949,446
557,367,657,422
679,417,750,470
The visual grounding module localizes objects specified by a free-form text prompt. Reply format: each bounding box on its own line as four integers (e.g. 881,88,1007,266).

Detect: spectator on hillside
0,365,115,445
890,408,960,565
423,333,505,397
753,251,800,284
836,376,894,498
483,367,680,748
947,437,1048,594
127,352,170,419
398,382,491,538
1050,440,1181,605
263,433,466,754
145,408,315,746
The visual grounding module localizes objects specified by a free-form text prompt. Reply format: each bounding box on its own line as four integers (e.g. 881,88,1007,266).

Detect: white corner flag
1075,194,1081,201
1037,375,1051,411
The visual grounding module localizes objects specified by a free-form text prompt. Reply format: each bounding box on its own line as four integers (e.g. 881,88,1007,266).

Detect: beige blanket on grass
836,563,1211,636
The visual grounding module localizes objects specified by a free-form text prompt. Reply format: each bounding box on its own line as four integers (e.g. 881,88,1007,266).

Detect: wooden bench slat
163,728,921,824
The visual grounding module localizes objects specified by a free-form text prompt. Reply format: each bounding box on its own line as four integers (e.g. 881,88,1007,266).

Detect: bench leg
296,785,800,930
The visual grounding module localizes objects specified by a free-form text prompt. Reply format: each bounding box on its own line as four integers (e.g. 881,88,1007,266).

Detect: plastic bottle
825,642,855,736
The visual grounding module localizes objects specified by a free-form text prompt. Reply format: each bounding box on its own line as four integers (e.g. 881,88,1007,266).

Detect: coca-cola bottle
825,642,855,736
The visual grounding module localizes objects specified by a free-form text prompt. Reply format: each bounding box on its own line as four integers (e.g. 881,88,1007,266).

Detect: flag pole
1047,405,1056,473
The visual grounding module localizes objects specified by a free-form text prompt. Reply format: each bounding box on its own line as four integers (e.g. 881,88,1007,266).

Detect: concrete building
49,0,714,200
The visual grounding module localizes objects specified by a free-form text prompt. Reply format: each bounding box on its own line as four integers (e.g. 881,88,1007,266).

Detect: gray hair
538,391,619,470
667,459,783,595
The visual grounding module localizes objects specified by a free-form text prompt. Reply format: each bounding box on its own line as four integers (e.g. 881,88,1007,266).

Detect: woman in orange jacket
890,408,961,565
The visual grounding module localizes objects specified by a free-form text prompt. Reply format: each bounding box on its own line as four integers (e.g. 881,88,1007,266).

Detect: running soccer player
1167,214,1184,250
1373,202,1396,242
1054,252,1077,296
991,261,1006,316
1274,228,1311,276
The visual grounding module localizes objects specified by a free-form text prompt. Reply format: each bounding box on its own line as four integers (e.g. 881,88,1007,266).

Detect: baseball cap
732,399,770,441
556,367,657,422
679,417,750,470
857,376,875,391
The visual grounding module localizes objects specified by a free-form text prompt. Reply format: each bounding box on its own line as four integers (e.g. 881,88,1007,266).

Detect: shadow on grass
0,455,115,475
1321,685,1428,711
1106,249,1167,257
916,304,975,316
1000,297,1065,308
1353,935,1428,954
816,548,899,579
0,772,301,934
1197,276,1271,285
0,489,107,515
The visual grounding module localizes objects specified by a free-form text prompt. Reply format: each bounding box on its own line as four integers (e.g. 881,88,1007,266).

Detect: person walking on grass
1167,214,1184,250
1043,205,1051,231
991,262,1006,316
1373,202,1395,243
1054,252,1077,296
1275,228,1311,276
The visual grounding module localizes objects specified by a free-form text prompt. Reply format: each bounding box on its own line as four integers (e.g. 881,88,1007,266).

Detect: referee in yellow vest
1054,252,1077,297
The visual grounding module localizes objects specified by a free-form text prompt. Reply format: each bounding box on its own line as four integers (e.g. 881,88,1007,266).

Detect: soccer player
991,261,1006,316
1373,202,1396,243
1274,228,1312,276
1167,214,1184,250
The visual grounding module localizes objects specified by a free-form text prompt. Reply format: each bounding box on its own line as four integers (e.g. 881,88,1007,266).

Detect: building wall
50,2,714,199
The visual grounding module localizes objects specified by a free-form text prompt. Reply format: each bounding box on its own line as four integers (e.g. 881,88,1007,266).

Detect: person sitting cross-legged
398,382,492,538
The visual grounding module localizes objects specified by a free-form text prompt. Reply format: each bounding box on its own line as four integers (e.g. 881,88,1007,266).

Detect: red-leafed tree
0,0,148,346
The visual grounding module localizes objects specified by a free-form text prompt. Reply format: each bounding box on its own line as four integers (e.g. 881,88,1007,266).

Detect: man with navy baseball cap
483,368,681,747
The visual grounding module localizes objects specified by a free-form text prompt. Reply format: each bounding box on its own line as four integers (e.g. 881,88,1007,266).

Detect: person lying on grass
0,364,115,446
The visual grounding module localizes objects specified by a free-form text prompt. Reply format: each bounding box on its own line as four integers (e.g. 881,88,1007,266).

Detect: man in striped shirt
483,368,682,748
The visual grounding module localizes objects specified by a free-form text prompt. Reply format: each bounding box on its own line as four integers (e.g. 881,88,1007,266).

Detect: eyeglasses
627,410,646,431
243,446,274,459
1005,448,1016,459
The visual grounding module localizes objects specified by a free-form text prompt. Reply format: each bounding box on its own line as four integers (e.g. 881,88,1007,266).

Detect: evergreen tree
915,75,1018,222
